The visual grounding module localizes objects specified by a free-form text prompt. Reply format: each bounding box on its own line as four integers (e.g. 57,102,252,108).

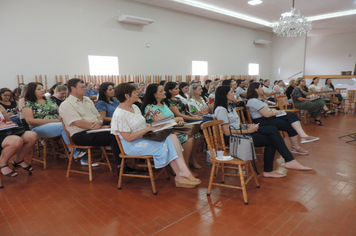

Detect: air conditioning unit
118,15,154,25
254,39,271,45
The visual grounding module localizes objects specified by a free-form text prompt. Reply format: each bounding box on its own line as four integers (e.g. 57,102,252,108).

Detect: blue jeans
31,122,79,156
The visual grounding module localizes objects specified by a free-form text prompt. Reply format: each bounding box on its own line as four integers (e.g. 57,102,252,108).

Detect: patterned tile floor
0,114,355,236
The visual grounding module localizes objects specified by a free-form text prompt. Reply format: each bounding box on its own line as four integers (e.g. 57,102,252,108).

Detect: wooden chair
276,94,300,114
61,120,112,181
201,120,260,205
291,98,309,125
346,90,356,114
244,106,253,124
115,136,169,195
331,90,345,114
32,137,69,169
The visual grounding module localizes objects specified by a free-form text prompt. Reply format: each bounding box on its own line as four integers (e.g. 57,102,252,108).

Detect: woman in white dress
111,83,201,188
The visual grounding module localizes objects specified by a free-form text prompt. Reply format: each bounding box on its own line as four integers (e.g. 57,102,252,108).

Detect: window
248,63,259,75
192,61,208,75
88,55,119,75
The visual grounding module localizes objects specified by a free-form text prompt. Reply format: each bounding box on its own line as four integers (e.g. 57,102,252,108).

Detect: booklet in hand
151,116,173,126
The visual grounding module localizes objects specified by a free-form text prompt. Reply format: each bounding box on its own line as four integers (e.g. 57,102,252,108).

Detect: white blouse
175,94,188,104
111,104,147,139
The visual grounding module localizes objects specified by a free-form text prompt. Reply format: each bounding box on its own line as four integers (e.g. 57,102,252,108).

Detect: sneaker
300,136,320,144
291,147,309,155
80,159,99,166
117,165,138,175
74,151,87,160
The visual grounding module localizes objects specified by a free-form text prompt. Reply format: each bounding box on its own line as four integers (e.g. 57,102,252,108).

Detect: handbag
0,126,26,137
143,128,173,142
174,124,200,136
229,125,259,174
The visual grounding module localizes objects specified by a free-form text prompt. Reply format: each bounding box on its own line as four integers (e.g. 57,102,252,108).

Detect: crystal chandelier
273,0,312,37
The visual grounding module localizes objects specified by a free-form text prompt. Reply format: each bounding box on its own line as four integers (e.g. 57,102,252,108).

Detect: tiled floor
0,113,356,236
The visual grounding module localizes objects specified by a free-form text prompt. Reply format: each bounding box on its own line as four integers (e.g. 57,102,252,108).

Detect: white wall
305,32,356,75
0,0,273,89
270,34,306,81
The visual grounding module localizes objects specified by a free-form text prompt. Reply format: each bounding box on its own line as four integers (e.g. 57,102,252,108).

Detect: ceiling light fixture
170,0,272,27
273,0,312,37
248,0,262,6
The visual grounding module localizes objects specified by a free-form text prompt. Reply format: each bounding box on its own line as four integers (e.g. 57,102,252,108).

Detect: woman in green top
141,84,199,175
22,83,85,160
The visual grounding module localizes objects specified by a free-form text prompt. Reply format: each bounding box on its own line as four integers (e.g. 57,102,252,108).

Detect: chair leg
43,140,47,170
249,162,260,188
50,139,57,158
163,167,170,180
207,162,216,196
221,163,225,183
88,149,92,182
66,148,74,178
238,164,248,205
0,176,3,189
118,158,125,190
101,147,112,171
146,158,157,195
61,138,69,158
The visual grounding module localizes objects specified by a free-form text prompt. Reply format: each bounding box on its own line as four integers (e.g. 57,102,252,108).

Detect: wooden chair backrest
60,118,75,145
235,107,248,124
201,120,226,156
336,88,347,94
245,106,253,124
348,90,356,102
276,94,289,110
115,135,126,155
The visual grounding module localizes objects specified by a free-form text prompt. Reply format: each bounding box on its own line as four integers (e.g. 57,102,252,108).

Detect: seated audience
246,82,319,155
262,79,275,102
207,81,221,102
308,77,324,92
273,80,285,94
59,78,136,173
285,79,296,102
292,78,334,126
50,84,67,106
202,79,211,98
94,83,100,92
214,86,312,178
235,79,247,98
17,85,29,130
142,83,199,176
138,82,146,99
95,82,119,124
0,88,20,125
111,83,201,188
324,78,343,104
18,83,25,90
85,82,98,98
176,82,189,104
188,83,213,115
23,82,85,162
12,88,21,104
0,104,37,177
131,83,143,108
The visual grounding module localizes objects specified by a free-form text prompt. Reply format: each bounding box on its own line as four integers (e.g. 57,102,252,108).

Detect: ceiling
134,0,356,36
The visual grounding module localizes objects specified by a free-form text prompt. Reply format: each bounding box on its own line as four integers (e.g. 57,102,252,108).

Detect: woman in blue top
95,82,120,124
141,84,199,176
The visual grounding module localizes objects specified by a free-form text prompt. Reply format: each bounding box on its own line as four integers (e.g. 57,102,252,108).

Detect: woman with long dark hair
164,82,202,169
95,82,119,124
324,78,343,104
176,82,189,104
111,83,200,188
291,78,334,126
214,85,312,178
246,82,319,155
22,82,87,163
141,84,199,176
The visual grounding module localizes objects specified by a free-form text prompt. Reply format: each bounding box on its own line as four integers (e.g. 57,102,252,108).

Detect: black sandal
0,165,18,177
12,160,33,175
324,110,335,118
314,119,324,126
